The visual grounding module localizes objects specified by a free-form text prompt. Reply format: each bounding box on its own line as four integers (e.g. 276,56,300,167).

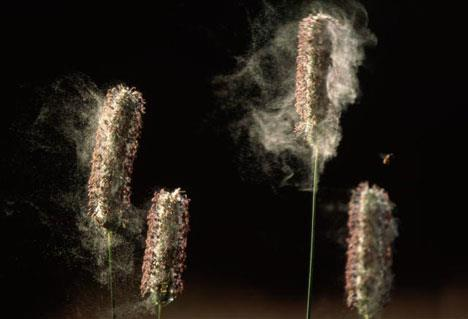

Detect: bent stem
107,231,116,319
306,150,319,319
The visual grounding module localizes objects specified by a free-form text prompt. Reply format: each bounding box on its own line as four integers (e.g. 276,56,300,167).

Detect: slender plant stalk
306,150,319,319
157,304,162,319
107,231,116,319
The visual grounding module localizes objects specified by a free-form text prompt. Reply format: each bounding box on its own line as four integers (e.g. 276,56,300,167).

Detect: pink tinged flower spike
87,85,145,229
140,189,190,306
295,11,372,162
295,13,335,152
345,182,398,319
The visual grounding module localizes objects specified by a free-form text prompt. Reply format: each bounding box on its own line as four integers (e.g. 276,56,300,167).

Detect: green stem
306,151,319,319
107,231,116,319
157,304,162,319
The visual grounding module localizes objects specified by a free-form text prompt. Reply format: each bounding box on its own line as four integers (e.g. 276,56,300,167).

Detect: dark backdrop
1,1,466,318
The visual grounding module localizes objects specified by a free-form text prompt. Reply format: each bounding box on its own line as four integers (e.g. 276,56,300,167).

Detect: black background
1,0,467,318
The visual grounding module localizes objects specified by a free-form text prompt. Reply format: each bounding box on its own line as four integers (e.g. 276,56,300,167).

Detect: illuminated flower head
295,13,335,149
345,182,398,318
87,85,145,229
140,189,190,305
295,11,372,162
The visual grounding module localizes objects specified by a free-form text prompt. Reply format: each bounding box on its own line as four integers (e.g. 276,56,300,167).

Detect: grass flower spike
295,13,334,152
141,189,190,316
346,182,398,319
88,85,145,229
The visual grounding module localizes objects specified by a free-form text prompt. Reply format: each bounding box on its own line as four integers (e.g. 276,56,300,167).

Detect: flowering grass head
87,85,145,230
345,182,398,319
140,189,190,306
